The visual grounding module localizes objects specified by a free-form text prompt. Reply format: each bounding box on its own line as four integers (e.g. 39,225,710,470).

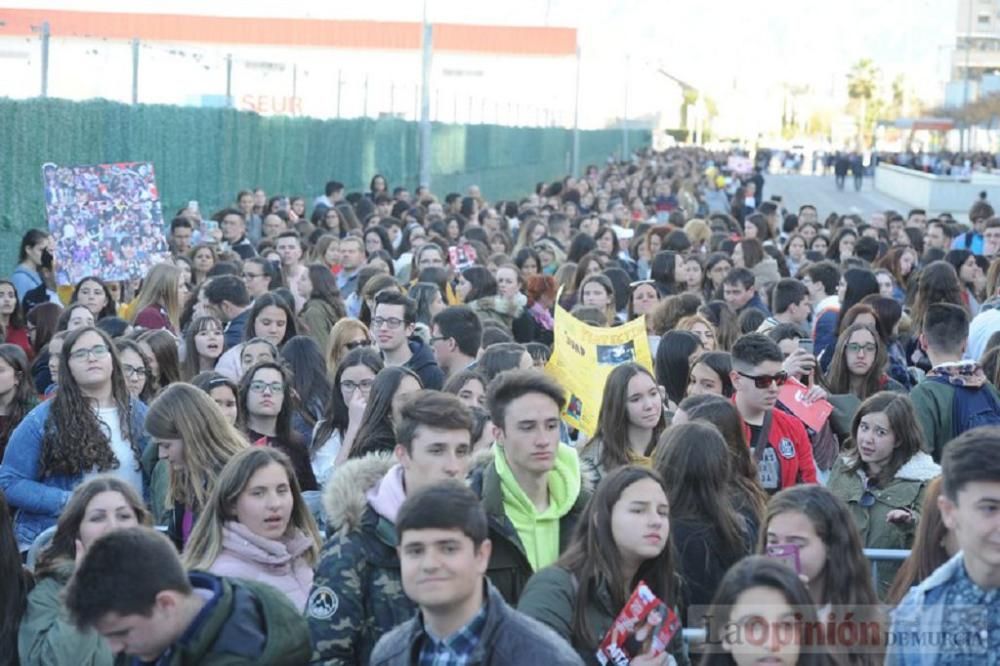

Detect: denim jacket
0,398,150,549
887,552,998,665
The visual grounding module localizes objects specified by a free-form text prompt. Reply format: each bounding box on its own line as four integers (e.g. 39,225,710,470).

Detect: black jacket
369,581,585,666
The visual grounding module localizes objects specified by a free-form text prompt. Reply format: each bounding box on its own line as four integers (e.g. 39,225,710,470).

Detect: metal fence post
225,54,232,107
40,21,50,97
337,70,343,118
131,38,140,104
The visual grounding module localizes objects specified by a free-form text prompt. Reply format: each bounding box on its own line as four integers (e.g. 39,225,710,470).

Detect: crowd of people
1,146,999,665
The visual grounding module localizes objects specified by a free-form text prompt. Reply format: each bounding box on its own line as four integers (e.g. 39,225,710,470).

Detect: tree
847,59,882,146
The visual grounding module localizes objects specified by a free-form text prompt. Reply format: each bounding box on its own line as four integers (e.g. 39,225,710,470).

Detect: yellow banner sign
544,303,653,437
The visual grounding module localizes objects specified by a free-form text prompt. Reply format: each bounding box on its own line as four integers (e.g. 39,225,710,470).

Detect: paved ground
761,173,912,221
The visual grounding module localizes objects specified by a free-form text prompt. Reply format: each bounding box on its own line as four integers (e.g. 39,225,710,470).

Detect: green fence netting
0,97,650,275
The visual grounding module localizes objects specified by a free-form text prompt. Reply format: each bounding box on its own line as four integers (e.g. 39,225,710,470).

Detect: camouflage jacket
306,454,416,666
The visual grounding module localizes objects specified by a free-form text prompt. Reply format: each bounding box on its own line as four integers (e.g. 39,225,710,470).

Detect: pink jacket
208,521,316,611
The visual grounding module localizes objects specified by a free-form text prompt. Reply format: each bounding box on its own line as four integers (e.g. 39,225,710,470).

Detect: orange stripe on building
0,8,576,55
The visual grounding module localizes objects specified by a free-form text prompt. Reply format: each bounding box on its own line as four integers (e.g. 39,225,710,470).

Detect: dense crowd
1,146,999,666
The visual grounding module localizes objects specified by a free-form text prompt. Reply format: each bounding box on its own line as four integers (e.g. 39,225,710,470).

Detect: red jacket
740,406,818,490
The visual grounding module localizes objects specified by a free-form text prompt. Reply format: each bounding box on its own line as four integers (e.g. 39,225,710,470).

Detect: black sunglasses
345,339,372,351
736,370,788,389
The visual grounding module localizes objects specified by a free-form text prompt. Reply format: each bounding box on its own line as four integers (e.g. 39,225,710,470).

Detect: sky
3,0,961,129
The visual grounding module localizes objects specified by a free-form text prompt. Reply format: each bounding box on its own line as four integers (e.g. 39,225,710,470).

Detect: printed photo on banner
41,161,170,286
545,295,653,436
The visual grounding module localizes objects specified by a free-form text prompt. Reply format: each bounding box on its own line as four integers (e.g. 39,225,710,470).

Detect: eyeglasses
69,344,110,362
344,339,372,351
121,364,147,379
249,380,284,394
372,316,405,330
736,370,788,389
341,379,375,394
428,335,449,345
846,343,877,355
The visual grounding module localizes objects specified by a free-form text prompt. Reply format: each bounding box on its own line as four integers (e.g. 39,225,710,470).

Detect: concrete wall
873,165,999,220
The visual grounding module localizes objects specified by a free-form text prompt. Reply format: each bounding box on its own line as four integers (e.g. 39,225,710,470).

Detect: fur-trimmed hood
322,452,395,534
894,451,941,482
838,450,941,483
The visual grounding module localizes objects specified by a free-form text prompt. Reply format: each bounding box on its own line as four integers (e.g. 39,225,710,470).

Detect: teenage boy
952,199,994,255
308,391,474,666
731,333,817,494
471,369,588,603
369,481,584,666
169,217,194,257
910,303,1000,461
802,260,841,370
888,427,1000,664
65,527,310,665
722,268,770,316
201,275,252,349
757,278,812,335
373,291,445,390
218,208,257,259
431,305,482,376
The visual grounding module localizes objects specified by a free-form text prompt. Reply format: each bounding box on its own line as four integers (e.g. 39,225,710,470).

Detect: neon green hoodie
494,443,582,572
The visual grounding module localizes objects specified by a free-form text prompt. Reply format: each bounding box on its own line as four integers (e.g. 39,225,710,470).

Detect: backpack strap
752,410,773,462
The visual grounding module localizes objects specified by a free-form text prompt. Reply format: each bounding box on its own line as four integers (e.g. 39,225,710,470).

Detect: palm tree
847,59,880,145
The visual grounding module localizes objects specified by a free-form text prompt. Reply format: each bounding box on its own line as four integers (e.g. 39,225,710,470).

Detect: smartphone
187,200,199,213
203,219,219,241
766,544,802,574
798,338,814,355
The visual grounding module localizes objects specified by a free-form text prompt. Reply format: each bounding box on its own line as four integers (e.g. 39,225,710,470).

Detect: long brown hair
910,261,965,335
181,315,224,381
182,447,320,571
678,393,767,522
824,322,888,400
582,363,664,471
145,383,248,512
34,475,151,579
886,477,950,605
556,466,678,648
760,486,880,612
848,392,927,487
0,344,37,460
41,327,138,477
653,422,748,564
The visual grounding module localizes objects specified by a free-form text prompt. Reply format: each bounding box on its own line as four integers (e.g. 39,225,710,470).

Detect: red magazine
596,581,680,666
778,377,833,432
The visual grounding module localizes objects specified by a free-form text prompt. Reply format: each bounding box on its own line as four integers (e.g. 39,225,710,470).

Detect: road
760,173,912,221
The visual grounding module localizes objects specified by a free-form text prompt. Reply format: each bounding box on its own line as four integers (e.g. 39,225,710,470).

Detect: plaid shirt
417,603,488,666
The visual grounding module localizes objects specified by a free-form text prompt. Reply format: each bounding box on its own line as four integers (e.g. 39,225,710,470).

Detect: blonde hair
145,383,248,512
324,318,371,375
676,313,716,336
182,447,321,570
130,263,182,330
683,218,711,247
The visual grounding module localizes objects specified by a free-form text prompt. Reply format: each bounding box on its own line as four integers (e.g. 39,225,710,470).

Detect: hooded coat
306,453,416,666
18,562,125,666
403,337,445,390
146,572,311,665
468,444,590,605
827,451,940,597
